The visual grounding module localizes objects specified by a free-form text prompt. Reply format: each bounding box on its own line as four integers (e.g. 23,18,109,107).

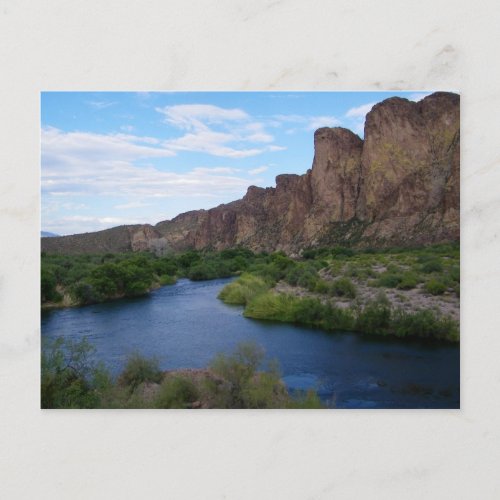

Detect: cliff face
42,92,459,256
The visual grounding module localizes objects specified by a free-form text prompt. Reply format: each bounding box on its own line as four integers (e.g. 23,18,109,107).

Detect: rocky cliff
42,92,459,256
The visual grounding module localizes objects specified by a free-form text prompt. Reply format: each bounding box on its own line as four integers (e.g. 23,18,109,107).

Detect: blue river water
41,278,460,408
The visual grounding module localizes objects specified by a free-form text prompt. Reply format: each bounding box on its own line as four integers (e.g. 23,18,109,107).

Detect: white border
1,1,499,498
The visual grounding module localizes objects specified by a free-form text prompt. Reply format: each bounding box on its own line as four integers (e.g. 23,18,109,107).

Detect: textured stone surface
42,92,460,255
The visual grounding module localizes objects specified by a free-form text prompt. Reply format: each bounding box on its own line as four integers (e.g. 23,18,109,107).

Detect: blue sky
41,91,431,235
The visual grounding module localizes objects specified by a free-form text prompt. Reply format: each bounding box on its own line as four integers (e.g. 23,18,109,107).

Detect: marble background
1,1,499,498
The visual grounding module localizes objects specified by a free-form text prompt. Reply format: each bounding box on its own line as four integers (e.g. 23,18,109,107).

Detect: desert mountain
42,92,459,256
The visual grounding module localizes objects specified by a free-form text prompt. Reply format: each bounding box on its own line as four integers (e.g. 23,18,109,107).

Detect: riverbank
42,244,460,341
218,244,460,342
41,282,164,310
42,276,460,408
134,368,294,409
41,248,252,309
42,337,323,409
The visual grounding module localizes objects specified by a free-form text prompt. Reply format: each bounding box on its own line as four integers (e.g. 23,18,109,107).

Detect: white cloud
86,100,116,110
165,129,265,158
156,104,249,131
155,104,281,158
192,167,241,174
345,102,376,119
274,114,340,132
409,92,432,102
248,166,268,175
120,125,134,132
46,215,146,235
306,116,341,130
246,132,274,143
42,127,174,165
114,201,151,209
274,114,304,123
42,128,255,202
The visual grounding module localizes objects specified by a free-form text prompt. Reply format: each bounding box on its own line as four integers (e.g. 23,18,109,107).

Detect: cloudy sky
41,91,430,235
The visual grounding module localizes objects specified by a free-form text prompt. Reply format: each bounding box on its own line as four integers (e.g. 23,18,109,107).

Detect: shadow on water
41,277,459,409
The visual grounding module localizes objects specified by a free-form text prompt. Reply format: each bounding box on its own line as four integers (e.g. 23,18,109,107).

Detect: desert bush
41,265,61,302
41,337,108,409
329,277,357,298
245,292,355,332
391,308,459,341
159,274,177,285
355,300,391,335
320,303,355,331
155,376,199,409
218,274,269,305
209,342,265,408
424,278,447,295
450,266,460,283
207,343,298,409
244,292,298,322
286,389,324,409
396,272,419,290
421,258,443,273
313,279,330,294
187,262,218,280
118,352,162,391
377,273,403,288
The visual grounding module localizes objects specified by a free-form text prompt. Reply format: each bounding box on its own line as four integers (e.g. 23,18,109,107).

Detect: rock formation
42,92,459,256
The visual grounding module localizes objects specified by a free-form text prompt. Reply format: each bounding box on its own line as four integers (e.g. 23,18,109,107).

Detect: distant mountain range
41,92,459,256
41,231,59,238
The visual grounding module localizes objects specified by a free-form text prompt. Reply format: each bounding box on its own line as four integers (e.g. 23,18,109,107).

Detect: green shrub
159,274,177,286
421,259,443,273
286,389,324,409
88,276,118,298
244,292,298,322
187,262,217,280
330,246,355,258
355,301,391,335
155,376,199,408
118,353,162,391
450,266,460,283
241,369,288,409
218,274,269,305
292,298,328,326
41,265,59,302
70,281,97,305
210,342,265,408
391,309,459,341
207,342,292,409
153,258,178,276
320,303,355,331
286,263,319,291
397,272,419,290
424,278,447,295
377,273,403,288
245,292,355,332
329,277,357,298
41,337,107,409
177,251,201,268
313,279,330,294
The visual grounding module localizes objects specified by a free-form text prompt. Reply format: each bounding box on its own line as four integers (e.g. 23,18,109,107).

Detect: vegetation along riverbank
42,243,459,341
41,338,322,409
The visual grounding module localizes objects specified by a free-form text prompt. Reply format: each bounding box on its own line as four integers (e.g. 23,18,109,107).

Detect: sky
41,91,431,235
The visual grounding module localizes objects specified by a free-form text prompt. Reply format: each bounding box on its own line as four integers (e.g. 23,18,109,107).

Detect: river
41,277,460,408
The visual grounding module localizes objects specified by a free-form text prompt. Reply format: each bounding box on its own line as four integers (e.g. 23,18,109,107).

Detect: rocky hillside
42,92,459,256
